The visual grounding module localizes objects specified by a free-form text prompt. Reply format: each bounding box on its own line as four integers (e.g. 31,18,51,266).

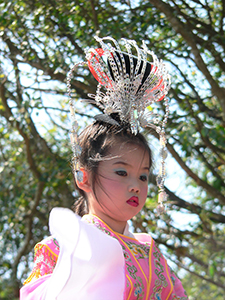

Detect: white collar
123,222,135,238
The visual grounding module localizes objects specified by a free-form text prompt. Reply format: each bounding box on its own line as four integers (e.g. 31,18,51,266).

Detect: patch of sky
110,1,130,10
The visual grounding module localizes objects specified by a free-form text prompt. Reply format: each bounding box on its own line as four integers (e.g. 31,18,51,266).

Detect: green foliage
0,0,225,298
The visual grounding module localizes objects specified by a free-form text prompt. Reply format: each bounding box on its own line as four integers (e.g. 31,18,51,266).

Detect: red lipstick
126,196,139,207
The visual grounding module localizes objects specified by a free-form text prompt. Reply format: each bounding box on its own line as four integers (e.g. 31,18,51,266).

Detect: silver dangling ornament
67,36,171,210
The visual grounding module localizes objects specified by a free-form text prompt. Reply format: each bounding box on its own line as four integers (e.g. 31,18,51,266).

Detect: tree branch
148,128,225,205
166,255,225,289
90,0,99,31
149,0,225,122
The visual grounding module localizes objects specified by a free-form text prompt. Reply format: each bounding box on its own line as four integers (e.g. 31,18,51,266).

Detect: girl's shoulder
133,233,164,258
133,232,153,245
23,236,60,285
34,235,60,257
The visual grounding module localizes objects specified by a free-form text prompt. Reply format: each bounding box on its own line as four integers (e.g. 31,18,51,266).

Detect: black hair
72,49,154,216
71,120,152,216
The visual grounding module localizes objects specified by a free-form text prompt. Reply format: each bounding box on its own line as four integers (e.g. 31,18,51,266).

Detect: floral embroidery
24,237,59,285
150,245,168,300
53,238,60,250
124,251,132,262
134,276,145,299
24,214,189,299
171,294,188,300
83,217,112,236
134,286,142,296
155,290,162,300
126,241,149,259
127,264,138,279
119,241,148,299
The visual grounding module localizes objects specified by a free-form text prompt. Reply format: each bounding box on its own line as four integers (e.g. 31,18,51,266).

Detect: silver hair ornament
67,36,171,214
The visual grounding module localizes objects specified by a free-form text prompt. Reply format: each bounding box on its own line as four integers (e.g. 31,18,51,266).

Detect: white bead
156,203,165,215
160,148,168,159
158,191,168,203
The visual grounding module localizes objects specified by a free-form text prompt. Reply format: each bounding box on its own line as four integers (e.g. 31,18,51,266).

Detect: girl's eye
140,175,148,182
115,170,127,177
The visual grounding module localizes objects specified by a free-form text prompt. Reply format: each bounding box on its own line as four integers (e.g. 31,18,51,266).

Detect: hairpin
67,36,171,214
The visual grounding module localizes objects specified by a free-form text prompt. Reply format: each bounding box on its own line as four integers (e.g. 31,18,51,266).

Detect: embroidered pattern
126,241,149,259
150,245,169,300
24,214,188,300
171,295,189,300
83,215,188,299
84,217,112,236
24,237,59,285
134,276,145,299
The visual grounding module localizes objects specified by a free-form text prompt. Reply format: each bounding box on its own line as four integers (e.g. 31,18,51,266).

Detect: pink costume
20,208,188,300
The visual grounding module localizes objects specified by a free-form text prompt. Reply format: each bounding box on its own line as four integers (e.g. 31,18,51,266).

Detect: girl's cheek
110,181,124,188
142,185,148,196
109,181,126,191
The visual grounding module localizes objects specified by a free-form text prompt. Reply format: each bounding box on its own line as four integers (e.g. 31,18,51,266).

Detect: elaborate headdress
67,36,171,215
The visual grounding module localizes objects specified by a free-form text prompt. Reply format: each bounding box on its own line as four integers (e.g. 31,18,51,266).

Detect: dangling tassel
156,190,168,216
156,132,168,216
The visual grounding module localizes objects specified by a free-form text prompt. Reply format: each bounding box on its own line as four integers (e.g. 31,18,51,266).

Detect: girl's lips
126,196,139,207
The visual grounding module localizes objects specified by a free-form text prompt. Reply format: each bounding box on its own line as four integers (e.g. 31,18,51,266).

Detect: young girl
20,36,188,299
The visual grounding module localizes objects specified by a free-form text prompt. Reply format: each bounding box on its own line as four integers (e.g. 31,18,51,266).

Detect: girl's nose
129,181,140,194
131,187,140,194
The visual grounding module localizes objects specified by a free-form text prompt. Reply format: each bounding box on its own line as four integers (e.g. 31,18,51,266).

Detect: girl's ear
75,168,92,193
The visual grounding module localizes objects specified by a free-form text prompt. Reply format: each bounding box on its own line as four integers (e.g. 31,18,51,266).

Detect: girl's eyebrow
113,161,150,171
113,161,129,166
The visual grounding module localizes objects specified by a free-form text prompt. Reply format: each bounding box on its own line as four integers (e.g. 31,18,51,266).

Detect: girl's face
87,142,150,233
